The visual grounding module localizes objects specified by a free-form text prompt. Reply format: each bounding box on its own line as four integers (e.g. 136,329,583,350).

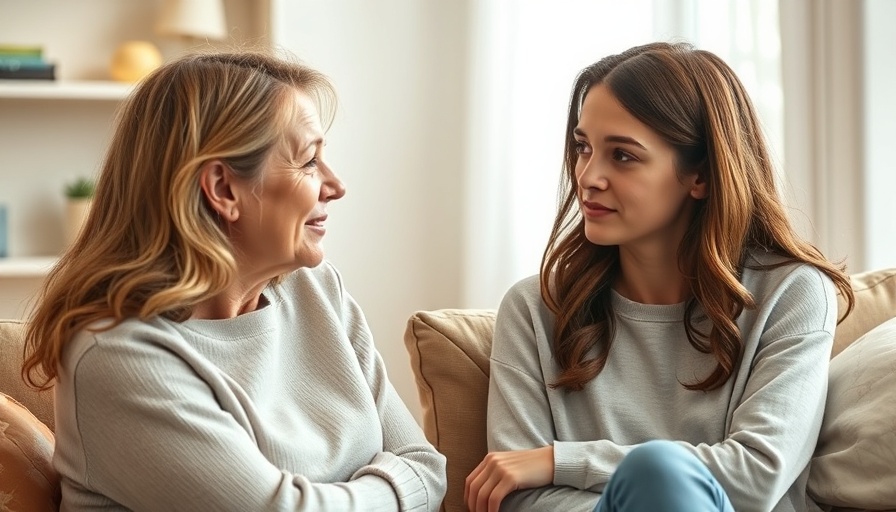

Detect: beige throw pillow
0,392,59,511
404,309,495,512
809,316,896,509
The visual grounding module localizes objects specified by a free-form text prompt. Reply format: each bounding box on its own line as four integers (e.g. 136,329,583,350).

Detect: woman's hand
464,445,554,512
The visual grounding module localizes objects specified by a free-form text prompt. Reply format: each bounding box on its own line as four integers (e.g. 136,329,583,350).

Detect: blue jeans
595,440,734,512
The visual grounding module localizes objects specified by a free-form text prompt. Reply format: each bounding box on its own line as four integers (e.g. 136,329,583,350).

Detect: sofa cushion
832,267,896,357
808,316,896,509
404,309,494,512
0,392,59,511
0,319,55,430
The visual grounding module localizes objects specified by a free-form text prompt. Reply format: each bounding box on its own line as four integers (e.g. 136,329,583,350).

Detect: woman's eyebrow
572,128,646,150
605,135,646,150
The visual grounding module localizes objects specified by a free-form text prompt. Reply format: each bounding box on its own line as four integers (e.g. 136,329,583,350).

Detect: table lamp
155,0,227,41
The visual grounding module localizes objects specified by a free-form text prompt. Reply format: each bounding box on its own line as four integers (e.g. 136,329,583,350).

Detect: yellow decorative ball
109,41,163,83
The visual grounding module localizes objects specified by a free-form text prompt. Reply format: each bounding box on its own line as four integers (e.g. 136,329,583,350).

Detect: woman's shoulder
79,317,178,345
495,274,557,333
741,250,835,302
62,317,185,379
500,274,543,309
273,261,345,302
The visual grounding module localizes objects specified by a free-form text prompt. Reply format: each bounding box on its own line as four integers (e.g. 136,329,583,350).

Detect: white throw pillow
808,316,896,509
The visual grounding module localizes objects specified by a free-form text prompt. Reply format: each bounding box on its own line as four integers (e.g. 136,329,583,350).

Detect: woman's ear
690,172,708,200
199,160,240,222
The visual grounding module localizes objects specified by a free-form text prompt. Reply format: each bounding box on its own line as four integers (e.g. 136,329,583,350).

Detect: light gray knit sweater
53,262,446,511
488,252,836,512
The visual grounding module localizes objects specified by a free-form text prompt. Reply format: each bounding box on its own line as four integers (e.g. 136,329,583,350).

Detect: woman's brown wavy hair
23,51,336,389
541,42,854,391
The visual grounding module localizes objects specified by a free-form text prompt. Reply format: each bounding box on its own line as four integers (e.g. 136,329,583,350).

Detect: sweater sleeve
550,267,837,512
333,271,447,512
682,267,836,510
486,282,602,512
58,333,408,511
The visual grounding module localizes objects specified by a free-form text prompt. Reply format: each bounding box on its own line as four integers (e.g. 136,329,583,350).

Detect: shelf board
0,80,133,100
0,256,58,277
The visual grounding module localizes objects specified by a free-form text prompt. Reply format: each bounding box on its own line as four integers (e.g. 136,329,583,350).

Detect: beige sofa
404,268,896,512
2,268,894,511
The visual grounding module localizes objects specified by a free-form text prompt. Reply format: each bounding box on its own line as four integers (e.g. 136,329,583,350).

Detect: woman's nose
577,158,609,191
324,168,346,201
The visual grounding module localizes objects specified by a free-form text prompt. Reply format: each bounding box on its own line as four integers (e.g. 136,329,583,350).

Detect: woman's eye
296,158,320,175
612,148,635,162
574,141,591,155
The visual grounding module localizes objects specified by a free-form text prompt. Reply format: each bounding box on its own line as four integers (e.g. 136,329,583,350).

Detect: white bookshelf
0,257,58,278
0,80,132,101
0,0,269,319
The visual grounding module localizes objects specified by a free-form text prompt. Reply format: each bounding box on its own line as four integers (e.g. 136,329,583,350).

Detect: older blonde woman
23,51,446,511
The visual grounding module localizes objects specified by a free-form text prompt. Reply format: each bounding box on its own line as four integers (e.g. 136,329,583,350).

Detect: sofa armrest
404,309,495,512
0,319,55,431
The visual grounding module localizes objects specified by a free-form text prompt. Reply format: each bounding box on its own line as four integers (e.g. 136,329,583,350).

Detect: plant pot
66,198,91,246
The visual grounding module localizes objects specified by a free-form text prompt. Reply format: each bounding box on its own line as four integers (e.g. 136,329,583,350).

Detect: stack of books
0,45,56,80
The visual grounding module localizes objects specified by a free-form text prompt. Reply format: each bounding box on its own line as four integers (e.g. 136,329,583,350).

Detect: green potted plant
64,177,95,245
64,177,95,200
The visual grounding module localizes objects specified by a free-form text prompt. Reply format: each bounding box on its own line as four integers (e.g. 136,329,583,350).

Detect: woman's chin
584,230,618,247
295,248,325,269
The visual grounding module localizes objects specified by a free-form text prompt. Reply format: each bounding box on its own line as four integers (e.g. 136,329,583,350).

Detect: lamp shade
156,0,227,40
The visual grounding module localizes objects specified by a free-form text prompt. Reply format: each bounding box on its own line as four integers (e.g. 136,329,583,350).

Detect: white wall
864,0,896,271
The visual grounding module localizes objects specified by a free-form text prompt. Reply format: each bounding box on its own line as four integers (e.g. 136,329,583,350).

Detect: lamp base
109,41,163,83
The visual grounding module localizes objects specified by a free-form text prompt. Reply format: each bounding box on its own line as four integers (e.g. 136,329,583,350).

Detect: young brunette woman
465,42,854,512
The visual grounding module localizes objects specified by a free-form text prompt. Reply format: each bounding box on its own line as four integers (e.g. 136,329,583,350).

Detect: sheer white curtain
461,0,783,309
654,0,783,165
779,0,865,269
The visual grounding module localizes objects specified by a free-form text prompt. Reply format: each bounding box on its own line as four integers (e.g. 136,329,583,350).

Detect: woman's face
573,83,704,254
232,90,345,277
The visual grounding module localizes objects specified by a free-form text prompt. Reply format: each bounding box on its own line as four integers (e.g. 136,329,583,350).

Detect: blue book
0,61,55,80
0,56,47,69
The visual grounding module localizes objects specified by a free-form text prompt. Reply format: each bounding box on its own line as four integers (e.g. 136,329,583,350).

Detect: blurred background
1,0,893,419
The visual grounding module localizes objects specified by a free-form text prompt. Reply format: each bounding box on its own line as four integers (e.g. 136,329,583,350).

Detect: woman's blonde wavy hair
23,51,336,389
541,42,855,392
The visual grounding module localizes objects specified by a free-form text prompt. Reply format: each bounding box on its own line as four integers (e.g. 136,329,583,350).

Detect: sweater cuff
353,452,429,511
553,441,613,490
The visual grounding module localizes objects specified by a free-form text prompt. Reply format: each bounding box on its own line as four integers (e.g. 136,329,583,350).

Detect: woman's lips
306,214,327,225
582,200,616,218
305,214,327,234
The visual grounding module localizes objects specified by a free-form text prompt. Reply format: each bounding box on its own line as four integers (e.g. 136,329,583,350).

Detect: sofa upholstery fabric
809,316,896,508
0,392,59,511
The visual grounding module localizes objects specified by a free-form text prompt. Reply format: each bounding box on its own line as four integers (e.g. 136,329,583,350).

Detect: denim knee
596,440,733,512
618,439,695,480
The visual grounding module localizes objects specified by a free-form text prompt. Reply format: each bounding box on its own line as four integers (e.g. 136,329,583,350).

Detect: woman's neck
191,281,270,320
614,246,690,305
